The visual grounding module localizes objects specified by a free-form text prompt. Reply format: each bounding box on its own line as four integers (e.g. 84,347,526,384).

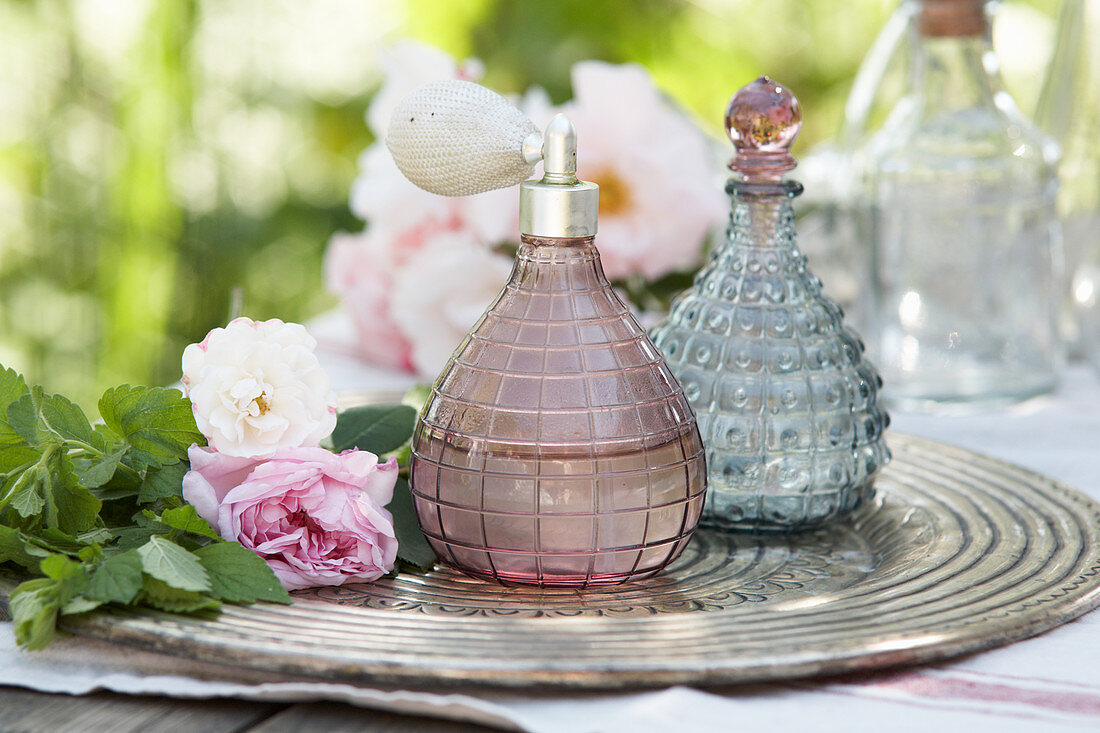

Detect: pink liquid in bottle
410,234,706,586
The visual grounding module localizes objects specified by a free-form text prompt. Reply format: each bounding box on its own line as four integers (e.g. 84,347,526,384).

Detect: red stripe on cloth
858,673,1100,716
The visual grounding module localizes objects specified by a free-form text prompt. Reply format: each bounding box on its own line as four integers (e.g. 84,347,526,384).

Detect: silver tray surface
4,433,1100,689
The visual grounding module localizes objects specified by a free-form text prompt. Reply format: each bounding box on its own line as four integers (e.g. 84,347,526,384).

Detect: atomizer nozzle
519,114,597,237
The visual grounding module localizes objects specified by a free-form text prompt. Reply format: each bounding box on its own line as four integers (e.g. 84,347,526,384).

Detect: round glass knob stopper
725,76,801,179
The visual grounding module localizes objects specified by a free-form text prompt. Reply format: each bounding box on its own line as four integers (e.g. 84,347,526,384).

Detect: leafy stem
62,437,101,455
0,459,38,483
0,366,291,651
63,437,141,483
0,444,59,512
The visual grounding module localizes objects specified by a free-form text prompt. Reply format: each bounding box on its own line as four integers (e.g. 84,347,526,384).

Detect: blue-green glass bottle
651,77,890,531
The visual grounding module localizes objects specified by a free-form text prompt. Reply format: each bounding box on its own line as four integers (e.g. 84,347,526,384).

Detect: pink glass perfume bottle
387,81,706,587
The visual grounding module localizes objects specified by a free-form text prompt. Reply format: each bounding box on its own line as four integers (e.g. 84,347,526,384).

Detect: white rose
390,231,514,378
181,317,337,458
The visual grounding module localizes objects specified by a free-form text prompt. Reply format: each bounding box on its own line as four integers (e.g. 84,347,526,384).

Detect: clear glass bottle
387,87,707,587
800,0,1052,318
1035,0,1100,362
797,0,917,314
857,0,1062,409
651,77,890,532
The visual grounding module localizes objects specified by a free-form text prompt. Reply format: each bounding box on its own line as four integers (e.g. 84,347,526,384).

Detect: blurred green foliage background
0,0,1059,410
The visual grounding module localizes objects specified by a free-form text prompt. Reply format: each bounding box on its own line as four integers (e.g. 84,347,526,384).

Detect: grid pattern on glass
652,189,890,531
411,236,707,587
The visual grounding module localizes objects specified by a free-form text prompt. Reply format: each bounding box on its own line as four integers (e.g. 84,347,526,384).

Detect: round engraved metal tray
37,434,1100,689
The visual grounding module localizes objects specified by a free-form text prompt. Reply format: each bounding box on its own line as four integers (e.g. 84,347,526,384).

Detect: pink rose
325,135,520,380
182,445,400,591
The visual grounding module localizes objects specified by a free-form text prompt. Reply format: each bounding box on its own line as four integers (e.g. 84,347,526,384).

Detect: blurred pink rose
390,230,514,377
183,445,399,591
324,231,415,372
325,40,520,379
326,145,517,379
349,146,518,254
563,61,727,281
327,48,726,379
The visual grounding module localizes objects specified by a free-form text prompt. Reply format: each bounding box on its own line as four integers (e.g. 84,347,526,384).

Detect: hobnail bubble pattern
411,235,707,586
651,186,890,531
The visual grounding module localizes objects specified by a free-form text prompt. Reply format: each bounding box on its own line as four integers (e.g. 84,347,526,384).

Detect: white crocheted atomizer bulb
387,80,598,234
387,80,707,587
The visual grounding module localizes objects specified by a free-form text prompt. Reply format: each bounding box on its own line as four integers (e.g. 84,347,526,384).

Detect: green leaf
9,578,61,650
77,445,128,489
6,388,45,446
40,553,85,582
156,507,218,540
92,464,142,502
85,551,145,604
390,478,436,571
109,525,167,552
0,526,50,570
401,384,432,412
193,542,291,605
48,452,101,534
76,528,114,547
78,543,105,563
139,576,220,613
137,461,188,504
0,365,29,415
136,508,162,528
0,367,37,472
387,444,412,466
158,505,220,540
0,427,38,474
93,484,140,502
93,423,119,444
41,392,108,451
10,557,87,649
136,535,210,592
9,389,106,452
98,386,204,470
332,405,417,455
8,468,45,518
62,596,104,615
36,528,86,556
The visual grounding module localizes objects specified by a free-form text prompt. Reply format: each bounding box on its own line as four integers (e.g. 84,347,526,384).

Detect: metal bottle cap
519,115,599,238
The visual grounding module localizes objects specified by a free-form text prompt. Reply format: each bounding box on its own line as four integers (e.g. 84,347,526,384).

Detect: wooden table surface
0,686,499,732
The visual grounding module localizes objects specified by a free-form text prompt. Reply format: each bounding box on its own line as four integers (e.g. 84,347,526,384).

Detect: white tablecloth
2,315,1098,731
